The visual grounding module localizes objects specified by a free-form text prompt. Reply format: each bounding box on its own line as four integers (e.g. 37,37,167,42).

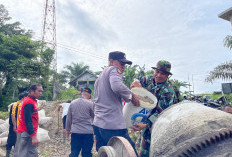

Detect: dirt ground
0,101,139,157
38,101,98,157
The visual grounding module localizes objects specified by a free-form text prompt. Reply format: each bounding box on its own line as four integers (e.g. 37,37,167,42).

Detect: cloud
2,0,232,93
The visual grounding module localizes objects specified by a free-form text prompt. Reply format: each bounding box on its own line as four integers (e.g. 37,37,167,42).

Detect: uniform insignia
117,67,122,74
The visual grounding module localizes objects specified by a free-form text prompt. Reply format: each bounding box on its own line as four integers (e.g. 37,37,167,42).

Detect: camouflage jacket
138,75,177,156
140,75,177,111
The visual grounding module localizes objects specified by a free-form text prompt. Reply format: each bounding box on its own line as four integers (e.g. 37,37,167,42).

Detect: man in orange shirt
6,93,26,157
11,93,28,132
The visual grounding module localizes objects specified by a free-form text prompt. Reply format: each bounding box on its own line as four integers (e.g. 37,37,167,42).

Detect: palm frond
205,61,232,82
224,35,232,50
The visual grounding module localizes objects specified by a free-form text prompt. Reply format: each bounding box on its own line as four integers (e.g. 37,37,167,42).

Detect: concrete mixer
98,101,232,157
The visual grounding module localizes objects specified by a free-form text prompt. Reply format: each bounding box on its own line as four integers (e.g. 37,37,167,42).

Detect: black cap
82,88,92,94
18,93,25,100
108,51,132,65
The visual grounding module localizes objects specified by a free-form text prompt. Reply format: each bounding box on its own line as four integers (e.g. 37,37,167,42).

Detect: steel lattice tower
42,0,57,100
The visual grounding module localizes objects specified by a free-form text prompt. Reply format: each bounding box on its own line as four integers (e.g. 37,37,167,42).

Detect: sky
1,0,232,94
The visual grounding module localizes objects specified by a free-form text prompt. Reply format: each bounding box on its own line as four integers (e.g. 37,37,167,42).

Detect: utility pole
42,0,57,100
192,74,194,95
188,74,191,96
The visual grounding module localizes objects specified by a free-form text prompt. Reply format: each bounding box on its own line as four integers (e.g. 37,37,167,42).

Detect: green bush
57,87,79,100
0,111,9,119
0,95,18,111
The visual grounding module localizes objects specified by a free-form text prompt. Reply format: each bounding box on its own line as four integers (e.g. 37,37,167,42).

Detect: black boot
6,149,11,157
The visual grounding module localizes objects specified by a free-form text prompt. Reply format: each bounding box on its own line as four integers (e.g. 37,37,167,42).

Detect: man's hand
224,106,232,114
131,81,142,88
31,136,39,147
131,93,140,107
57,105,62,112
132,123,147,131
66,130,71,139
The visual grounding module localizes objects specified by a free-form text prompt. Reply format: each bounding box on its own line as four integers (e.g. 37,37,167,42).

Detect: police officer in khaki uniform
93,51,140,154
66,88,94,157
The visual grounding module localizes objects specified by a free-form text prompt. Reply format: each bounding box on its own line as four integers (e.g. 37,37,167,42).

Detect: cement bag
0,122,9,134
123,87,157,128
37,100,46,109
0,131,8,138
39,117,52,128
0,119,5,125
5,119,9,124
38,109,46,118
0,137,7,147
39,117,52,125
37,128,50,143
8,103,15,112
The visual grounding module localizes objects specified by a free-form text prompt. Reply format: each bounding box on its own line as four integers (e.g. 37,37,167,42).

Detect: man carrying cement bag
15,84,43,157
131,60,177,157
93,51,140,155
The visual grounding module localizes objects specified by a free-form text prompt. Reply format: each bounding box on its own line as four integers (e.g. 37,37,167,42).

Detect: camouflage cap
151,60,172,75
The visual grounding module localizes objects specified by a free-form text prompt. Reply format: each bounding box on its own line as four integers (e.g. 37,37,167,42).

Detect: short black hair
19,92,29,100
66,100,71,103
24,92,29,97
29,84,42,92
18,93,25,100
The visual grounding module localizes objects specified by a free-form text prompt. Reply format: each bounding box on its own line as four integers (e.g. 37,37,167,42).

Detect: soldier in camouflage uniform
132,60,177,157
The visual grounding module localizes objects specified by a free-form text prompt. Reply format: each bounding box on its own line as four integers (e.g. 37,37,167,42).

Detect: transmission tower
42,0,57,100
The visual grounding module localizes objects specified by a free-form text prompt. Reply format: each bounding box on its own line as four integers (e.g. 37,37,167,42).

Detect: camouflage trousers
139,130,151,157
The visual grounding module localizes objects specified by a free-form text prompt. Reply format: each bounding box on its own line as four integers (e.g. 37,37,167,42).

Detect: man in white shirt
58,100,71,131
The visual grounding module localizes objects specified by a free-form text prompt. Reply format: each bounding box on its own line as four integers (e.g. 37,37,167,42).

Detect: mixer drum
150,101,232,157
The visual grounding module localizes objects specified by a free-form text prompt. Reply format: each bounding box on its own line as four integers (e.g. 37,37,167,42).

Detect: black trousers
93,125,138,156
69,133,93,157
62,115,67,129
6,125,16,151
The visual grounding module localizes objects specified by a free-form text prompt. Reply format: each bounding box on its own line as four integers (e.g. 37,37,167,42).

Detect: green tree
0,34,40,96
123,65,152,88
206,35,232,82
170,79,189,91
123,65,138,88
0,4,55,108
0,4,31,36
59,62,90,84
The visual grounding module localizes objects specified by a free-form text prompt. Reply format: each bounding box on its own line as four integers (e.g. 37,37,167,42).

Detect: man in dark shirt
15,84,43,157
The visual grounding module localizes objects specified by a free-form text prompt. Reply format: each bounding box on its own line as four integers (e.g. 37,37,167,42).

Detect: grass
200,93,232,106
0,111,9,120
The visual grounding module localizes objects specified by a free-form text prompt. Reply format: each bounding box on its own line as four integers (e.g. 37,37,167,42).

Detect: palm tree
224,35,232,50
59,62,90,83
206,35,232,82
170,79,190,90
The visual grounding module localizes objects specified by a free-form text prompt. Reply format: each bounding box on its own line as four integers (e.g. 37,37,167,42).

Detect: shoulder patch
117,67,122,74
116,66,122,74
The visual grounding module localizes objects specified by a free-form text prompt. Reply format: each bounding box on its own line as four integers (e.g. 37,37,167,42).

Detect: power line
32,36,106,60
